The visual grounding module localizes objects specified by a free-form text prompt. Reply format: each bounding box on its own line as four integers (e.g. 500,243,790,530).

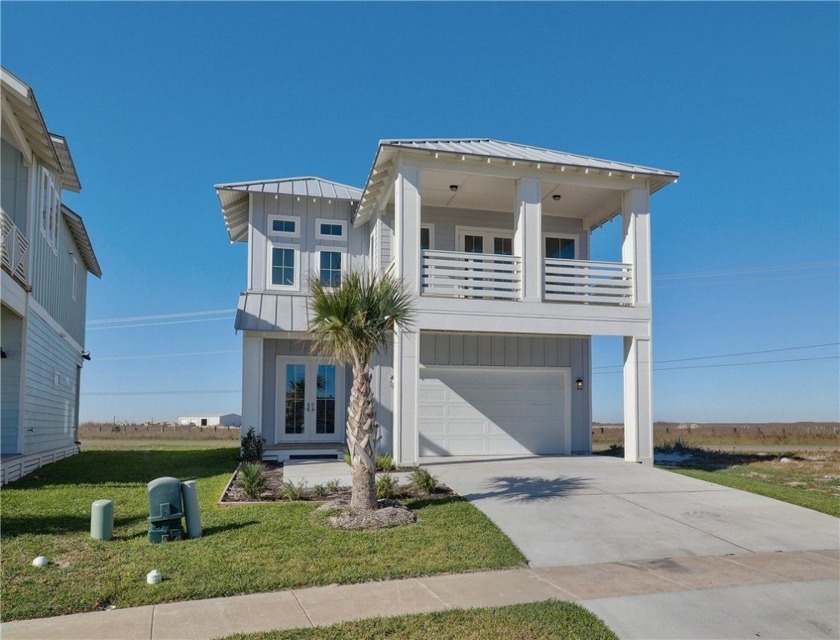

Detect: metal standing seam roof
355,138,680,222
61,205,102,278
0,67,82,192
215,177,363,243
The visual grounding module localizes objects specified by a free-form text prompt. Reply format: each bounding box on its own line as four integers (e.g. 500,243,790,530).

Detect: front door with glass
276,358,345,443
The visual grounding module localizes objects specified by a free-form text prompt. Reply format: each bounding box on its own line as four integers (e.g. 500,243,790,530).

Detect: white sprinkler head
146,569,162,585
32,556,48,567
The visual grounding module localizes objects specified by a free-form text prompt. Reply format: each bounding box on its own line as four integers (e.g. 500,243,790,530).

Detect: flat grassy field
658,448,840,517
0,447,525,622
221,600,617,640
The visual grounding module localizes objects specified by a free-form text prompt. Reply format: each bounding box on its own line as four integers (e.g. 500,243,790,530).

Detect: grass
656,446,840,517
0,447,525,622
219,600,616,640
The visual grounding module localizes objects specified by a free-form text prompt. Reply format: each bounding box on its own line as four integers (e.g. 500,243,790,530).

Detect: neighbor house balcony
0,208,29,288
421,250,633,306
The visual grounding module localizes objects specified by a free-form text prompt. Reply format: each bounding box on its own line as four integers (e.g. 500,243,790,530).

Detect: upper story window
268,215,300,238
545,235,578,260
39,166,60,250
318,249,342,288
315,218,347,242
268,244,299,290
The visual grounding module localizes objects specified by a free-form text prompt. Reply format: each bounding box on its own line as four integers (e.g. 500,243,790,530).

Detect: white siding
419,332,592,454
23,307,80,454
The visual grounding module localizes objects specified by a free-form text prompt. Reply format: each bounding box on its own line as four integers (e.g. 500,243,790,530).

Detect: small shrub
313,483,327,498
343,452,351,466
410,468,440,494
240,427,265,463
376,473,399,499
325,478,341,493
238,462,267,500
282,480,307,501
375,454,394,472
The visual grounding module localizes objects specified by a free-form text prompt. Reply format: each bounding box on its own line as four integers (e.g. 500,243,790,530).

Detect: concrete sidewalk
3,548,837,640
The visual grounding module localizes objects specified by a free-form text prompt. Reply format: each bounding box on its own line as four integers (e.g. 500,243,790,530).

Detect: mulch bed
220,462,453,503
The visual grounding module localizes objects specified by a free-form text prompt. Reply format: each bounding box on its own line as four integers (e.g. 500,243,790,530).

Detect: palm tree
309,271,414,510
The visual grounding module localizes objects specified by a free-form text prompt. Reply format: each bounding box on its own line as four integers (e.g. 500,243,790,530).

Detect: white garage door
418,367,570,456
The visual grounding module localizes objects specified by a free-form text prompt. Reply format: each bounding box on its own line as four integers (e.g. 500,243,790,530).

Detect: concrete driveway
424,455,840,639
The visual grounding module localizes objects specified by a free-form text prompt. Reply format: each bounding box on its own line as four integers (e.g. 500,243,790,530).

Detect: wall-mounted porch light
552,194,562,201
82,351,92,361
449,184,459,192
0,347,7,359
576,378,584,391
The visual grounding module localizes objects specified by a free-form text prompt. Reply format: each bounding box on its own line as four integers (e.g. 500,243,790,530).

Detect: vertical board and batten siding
419,332,592,453
1,138,29,229
1,306,23,454
371,340,394,455
29,164,88,346
259,338,353,445
22,307,80,454
250,194,368,293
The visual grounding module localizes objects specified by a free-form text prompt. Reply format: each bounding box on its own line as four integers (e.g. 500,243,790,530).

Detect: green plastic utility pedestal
181,480,202,538
91,499,114,540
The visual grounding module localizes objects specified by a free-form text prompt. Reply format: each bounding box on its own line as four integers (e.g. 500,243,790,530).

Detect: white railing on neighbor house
421,249,521,300
0,209,28,286
544,258,633,305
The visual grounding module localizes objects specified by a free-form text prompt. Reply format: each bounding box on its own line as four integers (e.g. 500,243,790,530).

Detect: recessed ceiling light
552,194,562,201
449,184,459,192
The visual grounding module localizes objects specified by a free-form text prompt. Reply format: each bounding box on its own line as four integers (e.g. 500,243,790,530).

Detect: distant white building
178,413,241,428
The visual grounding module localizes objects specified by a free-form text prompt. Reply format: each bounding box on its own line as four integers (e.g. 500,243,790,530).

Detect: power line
88,308,236,325
652,261,838,282
593,355,839,375
82,389,242,396
88,316,236,331
593,342,840,370
96,349,241,362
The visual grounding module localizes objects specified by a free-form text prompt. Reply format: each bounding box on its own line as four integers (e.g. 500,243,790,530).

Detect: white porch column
621,187,653,464
241,334,264,441
392,161,421,465
514,177,542,302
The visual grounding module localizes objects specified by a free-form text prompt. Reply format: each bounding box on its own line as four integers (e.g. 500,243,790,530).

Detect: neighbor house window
319,250,342,287
39,166,60,250
268,215,300,238
315,218,347,241
269,245,298,289
545,235,577,260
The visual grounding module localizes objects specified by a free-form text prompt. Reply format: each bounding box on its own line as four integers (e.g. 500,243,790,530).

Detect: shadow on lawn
1,514,144,538
5,449,238,488
461,475,591,503
596,445,806,471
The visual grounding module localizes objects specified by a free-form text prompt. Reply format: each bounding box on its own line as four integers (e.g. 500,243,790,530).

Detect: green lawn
0,447,525,622
220,600,616,640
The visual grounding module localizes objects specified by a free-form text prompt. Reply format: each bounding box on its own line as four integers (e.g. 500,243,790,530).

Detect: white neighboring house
1,68,102,485
178,414,241,428
216,139,678,465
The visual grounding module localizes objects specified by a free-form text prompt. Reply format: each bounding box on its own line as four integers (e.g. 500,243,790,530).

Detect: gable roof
215,176,362,243
0,67,82,192
61,205,102,278
355,138,679,223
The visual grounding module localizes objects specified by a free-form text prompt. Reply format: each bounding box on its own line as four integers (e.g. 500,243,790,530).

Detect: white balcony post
621,188,651,307
392,160,421,465
624,336,653,464
514,177,542,302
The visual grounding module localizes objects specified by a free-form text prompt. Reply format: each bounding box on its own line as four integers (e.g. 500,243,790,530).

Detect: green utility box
91,499,114,540
147,477,184,543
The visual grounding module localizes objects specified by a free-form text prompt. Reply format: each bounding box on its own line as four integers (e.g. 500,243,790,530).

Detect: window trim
267,214,300,239
315,246,346,289
543,233,580,260
266,242,301,291
72,256,78,301
420,224,435,251
38,166,60,252
455,225,515,254
314,218,347,242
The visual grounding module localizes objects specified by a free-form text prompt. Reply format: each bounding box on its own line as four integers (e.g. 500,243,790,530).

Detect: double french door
276,358,345,443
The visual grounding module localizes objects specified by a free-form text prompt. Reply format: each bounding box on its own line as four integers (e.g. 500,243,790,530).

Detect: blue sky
2,2,838,423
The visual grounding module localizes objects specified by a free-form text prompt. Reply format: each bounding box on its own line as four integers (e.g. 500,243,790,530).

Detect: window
268,245,299,289
464,234,483,253
319,250,342,287
268,215,300,238
39,167,60,250
458,227,514,255
494,237,513,256
315,218,347,241
545,235,577,260
420,225,435,251
72,256,78,301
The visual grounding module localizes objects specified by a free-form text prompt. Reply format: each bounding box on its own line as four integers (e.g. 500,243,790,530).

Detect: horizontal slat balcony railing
0,209,28,287
544,258,633,306
422,249,521,300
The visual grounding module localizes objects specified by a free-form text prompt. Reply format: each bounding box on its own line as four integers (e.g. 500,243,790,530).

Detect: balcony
0,209,28,287
420,250,633,306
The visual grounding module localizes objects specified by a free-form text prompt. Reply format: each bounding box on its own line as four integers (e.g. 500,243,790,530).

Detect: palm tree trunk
347,361,377,510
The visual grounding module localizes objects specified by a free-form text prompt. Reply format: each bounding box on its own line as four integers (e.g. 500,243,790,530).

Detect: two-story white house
217,139,677,466
1,68,102,484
